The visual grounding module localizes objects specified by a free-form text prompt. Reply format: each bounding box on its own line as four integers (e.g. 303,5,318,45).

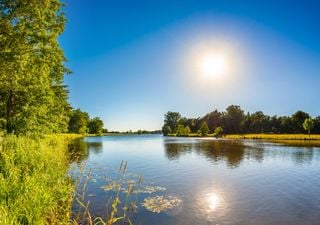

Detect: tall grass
0,134,140,225
0,134,82,225
71,161,140,225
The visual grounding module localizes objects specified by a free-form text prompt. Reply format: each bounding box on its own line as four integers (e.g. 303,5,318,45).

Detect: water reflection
164,143,193,160
68,138,103,164
197,188,228,222
194,140,246,168
164,138,263,168
207,192,220,211
163,138,319,168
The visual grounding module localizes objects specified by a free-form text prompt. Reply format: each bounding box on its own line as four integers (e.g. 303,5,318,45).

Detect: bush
214,127,223,137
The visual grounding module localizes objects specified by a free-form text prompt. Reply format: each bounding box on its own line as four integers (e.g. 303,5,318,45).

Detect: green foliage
198,122,209,137
0,0,71,134
303,118,314,134
163,106,320,135
162,125,172,136
163,111,181,133
68,109,90,134
88,117,104,135
214,127,223,137
185,125,191,135
0,135,80,225
225,105,245,133
292,111,310,133
176,125,191,137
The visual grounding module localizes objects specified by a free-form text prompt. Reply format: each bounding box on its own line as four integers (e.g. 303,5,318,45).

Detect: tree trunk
6,90,15,133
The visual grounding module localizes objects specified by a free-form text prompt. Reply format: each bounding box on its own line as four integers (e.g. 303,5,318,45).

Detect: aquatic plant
142,196,182,213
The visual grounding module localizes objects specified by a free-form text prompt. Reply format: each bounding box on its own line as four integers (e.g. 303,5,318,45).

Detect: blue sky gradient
61,0,320,131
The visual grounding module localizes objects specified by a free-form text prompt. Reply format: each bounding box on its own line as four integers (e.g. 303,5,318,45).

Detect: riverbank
0,134,83,225
166,133,320,140
224,134,320,140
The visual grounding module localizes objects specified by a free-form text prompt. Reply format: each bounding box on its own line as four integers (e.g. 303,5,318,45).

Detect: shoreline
223,134,320,141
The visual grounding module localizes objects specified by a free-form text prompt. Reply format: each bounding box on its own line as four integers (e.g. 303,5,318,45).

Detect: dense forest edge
162,105,320,139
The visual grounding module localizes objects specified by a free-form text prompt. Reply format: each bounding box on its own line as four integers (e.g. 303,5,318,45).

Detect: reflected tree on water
194,141,245,168
163,139,266,168
68,139,103,164
164,143,193,160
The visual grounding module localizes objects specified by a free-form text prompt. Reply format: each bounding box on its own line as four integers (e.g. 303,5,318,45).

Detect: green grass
224,133,320,140
0,134,82,225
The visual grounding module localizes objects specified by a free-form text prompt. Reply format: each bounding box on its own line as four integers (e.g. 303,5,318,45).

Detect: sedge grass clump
0,134,80,225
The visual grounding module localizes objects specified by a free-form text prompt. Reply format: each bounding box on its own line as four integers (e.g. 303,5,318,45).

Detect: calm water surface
69,135,320,225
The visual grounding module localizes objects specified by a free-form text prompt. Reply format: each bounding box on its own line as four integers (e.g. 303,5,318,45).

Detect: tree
312,116,320,134
0,0,70,134
198,121,210,137
224,105,245,134
176,124,185,136
249,111,269,133
68,109,90,134
176,125,191,137
88,117,104,135
162,125,172,136
303,118,314,135
202,110,223,133
214,127,223,137
185,126,191,135
291,111,310,133
163,111,181,133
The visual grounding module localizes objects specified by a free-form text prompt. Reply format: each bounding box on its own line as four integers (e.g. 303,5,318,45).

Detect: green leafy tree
162,125,172,136
176,125,191,137
163,111,181,133
184,126,191,135
303,118,314,135
214,127,223,137
291,111,310,133
88,117,104,135
68,109,90,134
0,0,70,134
202,110,223,133
224,105,245,134
176,124,185,136
198,121,210,137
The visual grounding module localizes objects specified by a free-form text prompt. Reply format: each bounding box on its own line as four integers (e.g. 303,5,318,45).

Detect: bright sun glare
199,53,228,78
207,193,220,210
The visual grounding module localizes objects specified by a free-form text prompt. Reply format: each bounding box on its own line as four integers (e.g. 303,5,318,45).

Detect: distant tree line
68,109,104,135
0,1,104,135
106,130,162,135
162,105,320,136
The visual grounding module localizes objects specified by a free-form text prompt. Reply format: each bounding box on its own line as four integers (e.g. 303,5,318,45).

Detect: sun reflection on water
207,192,220,211
197,189,227,221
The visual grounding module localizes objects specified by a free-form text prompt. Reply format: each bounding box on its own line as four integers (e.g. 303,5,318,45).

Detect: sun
199,53,228,78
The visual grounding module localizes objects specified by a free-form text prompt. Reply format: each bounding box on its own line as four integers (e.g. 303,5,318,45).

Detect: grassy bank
224,134,320,140
166,133,320,141
167,133,220,138
0,134,82,225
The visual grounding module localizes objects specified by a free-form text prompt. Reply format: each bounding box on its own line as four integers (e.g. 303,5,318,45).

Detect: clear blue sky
61,0,320,131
